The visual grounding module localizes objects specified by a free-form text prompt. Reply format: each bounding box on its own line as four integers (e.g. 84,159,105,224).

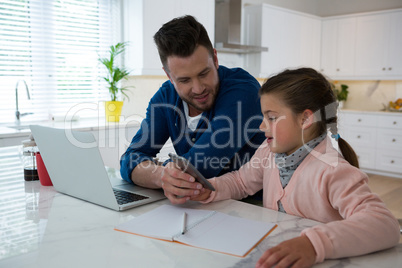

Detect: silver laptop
30,125,166,211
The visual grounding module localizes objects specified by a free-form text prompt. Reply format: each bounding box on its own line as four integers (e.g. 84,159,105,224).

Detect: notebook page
115,205,216,241
115,205,277,257
177,211,276,257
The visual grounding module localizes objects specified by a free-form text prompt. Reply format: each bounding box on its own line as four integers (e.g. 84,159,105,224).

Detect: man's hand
161,162,208,204
255,236,316,268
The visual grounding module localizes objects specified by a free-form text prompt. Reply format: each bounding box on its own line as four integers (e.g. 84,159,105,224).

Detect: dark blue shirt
120,66,265,183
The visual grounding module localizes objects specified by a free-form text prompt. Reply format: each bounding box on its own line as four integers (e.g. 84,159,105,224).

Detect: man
120,15,264,204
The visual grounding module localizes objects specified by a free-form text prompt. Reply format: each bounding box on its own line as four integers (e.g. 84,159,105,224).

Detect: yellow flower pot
105,101,123,122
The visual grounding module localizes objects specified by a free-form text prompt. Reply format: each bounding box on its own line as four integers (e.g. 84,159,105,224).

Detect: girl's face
259,93,306,156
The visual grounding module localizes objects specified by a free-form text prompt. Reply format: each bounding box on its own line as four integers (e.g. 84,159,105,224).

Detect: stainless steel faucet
15,79,33,123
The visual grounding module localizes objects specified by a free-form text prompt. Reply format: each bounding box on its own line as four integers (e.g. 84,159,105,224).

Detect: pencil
181,212,187,234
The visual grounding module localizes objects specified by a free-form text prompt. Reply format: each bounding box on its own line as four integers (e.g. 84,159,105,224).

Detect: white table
0,149,401,268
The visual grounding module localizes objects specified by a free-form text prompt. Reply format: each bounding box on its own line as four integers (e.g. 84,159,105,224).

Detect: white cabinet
376,115,402,174
320,9,402,80
123,0,215,76
338,112,377,169
354,12,389,77
339,110,402,177
244,4,321,78
387,12,402,77
320,17,356,78
354,10,402,79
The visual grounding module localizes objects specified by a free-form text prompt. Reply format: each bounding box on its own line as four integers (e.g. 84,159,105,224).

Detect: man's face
164,45,220,117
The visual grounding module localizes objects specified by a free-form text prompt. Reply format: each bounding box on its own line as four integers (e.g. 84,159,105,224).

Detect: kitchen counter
0,146,400,268
0,116,143,147
1,110,399,141
340,108,402,116
0,116,143,138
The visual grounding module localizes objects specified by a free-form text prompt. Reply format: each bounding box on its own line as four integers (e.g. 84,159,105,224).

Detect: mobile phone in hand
168,153,215,191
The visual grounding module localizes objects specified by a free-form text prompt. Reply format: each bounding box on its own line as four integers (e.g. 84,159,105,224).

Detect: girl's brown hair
259,68,359,168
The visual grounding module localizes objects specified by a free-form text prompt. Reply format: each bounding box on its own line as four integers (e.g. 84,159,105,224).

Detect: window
0,0,120,124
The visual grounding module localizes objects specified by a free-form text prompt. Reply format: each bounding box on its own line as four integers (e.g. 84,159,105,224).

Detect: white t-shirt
182,101,202,131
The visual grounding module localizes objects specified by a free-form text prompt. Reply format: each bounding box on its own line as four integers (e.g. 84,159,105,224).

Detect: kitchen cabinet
243,4,321,78
122,0,215,76
354,10,402,79
319,9,402,80
320,17,356,78
339,110,402,177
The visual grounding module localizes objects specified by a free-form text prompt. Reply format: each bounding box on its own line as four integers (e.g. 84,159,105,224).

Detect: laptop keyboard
113,189,149,205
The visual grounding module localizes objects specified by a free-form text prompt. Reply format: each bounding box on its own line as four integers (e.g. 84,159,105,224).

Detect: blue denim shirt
120,66,265,183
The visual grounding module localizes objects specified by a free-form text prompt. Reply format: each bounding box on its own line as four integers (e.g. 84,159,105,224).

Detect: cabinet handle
389,67,392,71
393,121,397,125
357,119,362,122
382,67,386,71
391,160,395,164
392,138,396,142
336,68,340,71
357,135,361,139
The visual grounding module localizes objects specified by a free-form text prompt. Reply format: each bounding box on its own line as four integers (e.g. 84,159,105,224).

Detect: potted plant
99,42,130,122
331,82,349,109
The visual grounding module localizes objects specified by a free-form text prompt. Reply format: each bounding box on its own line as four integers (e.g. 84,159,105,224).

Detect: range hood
215,0,268,53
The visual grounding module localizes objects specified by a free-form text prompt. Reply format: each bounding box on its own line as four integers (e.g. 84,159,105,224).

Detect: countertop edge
0,118,143,139
339,109,402,116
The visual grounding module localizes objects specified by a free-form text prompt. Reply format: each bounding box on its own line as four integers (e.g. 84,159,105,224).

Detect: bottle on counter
22,134,39,181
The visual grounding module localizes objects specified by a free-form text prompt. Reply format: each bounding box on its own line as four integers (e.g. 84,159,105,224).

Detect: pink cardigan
204,137,400,263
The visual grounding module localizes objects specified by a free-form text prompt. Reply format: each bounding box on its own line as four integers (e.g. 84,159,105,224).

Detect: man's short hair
153,15,214,72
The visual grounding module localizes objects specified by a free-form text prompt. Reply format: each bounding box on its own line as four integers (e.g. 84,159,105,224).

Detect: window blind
0,0,120,124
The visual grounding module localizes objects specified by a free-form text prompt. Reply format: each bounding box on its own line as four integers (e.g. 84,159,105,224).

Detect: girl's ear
300,109,314,130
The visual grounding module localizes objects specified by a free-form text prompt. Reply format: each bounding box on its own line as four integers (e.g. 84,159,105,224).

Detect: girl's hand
255,236,316,268
190,188,212,201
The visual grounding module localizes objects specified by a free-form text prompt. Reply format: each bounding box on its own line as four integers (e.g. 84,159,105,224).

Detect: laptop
30,125,166,211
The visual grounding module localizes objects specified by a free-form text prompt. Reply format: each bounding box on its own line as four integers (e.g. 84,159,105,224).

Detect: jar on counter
22,135,39,181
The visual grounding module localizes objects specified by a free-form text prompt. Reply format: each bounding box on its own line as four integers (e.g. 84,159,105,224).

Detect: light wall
338,80,402,111
121,74,402,118
243,0,402,17
121,75,167,118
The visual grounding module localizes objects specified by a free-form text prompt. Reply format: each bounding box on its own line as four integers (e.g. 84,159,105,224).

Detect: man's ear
300,109,314,130
213,48,219,69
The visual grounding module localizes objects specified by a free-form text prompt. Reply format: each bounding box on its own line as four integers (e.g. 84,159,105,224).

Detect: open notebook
115,204,277,257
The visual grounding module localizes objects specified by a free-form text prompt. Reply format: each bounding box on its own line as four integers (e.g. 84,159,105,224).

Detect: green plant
332,83,349,102
99,42,130,101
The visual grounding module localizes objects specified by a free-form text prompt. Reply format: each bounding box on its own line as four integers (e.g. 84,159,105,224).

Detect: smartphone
168,153,215,191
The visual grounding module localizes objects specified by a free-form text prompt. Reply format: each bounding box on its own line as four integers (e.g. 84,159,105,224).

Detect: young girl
187,68,400,267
